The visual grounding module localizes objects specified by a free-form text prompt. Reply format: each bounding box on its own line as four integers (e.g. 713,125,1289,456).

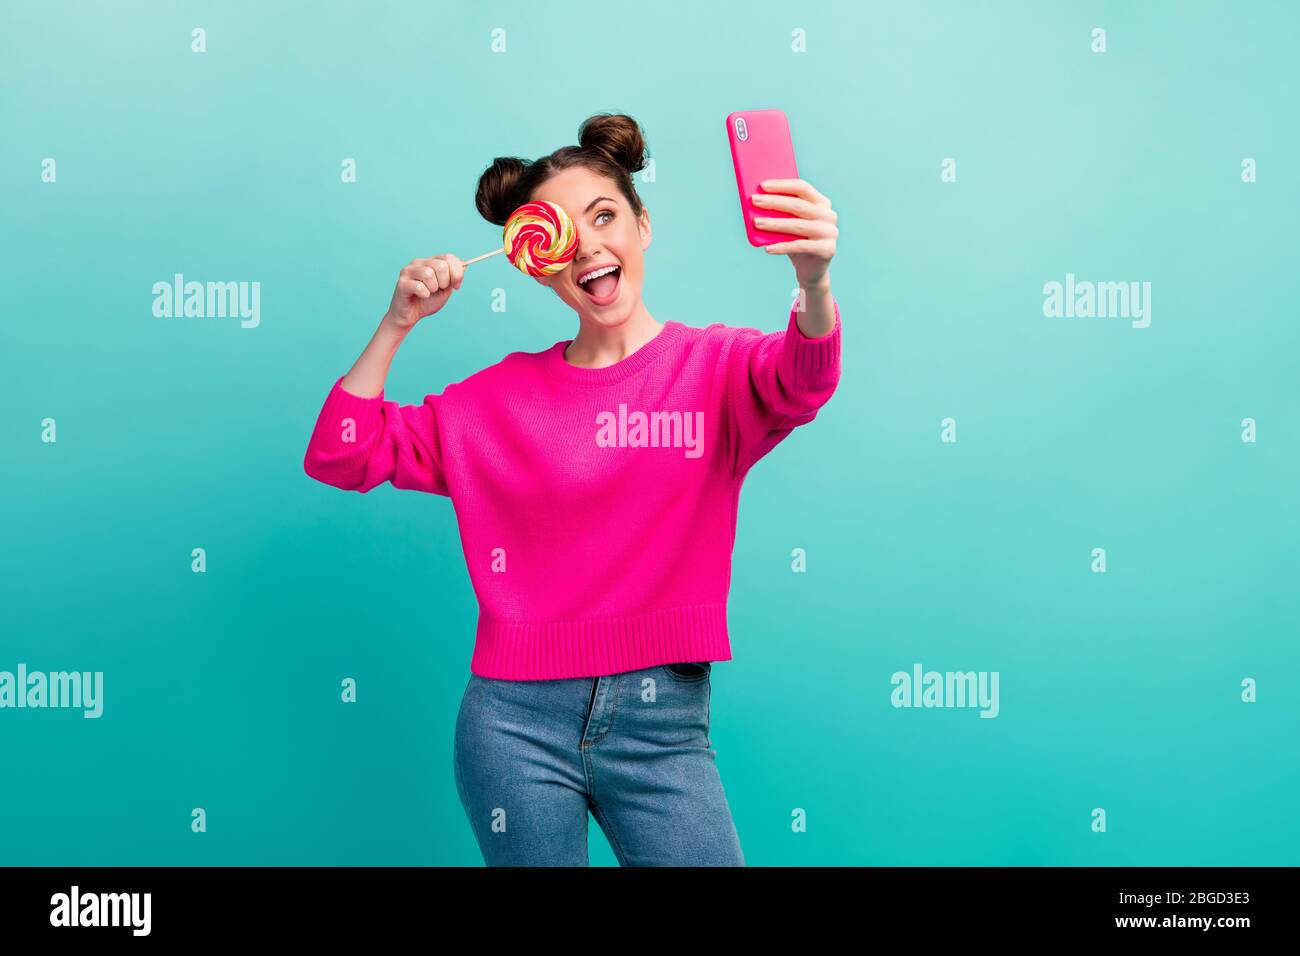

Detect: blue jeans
453,662,745,866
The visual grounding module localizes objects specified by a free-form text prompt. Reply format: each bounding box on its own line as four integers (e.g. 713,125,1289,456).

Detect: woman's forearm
341,315,409,398
796,276,836,338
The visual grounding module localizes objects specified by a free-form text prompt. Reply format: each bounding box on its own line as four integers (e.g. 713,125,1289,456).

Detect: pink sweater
304,298,842,680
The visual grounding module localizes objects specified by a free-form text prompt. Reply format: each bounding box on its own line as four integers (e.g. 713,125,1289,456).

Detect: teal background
3,0,1297,866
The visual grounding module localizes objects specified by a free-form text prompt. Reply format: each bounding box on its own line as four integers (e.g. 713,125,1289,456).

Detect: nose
570,242,605,280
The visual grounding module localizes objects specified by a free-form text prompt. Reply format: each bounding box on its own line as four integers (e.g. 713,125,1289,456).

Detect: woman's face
530,165,651,325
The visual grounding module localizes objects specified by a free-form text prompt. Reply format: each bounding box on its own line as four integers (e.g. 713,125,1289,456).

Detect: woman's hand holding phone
724,110,836,290
753,178,838,289
383,254,466,332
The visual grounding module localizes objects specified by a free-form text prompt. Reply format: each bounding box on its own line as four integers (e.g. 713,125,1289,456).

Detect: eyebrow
584,196,617,214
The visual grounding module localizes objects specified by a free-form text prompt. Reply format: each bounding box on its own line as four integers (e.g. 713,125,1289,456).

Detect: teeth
578,265,619,285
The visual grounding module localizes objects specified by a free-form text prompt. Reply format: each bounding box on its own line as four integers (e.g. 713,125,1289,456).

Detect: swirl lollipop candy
503,201,579,276
461,200,578,277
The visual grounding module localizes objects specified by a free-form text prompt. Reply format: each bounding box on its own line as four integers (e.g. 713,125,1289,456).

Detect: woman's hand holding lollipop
382,200,579,334
384,254,466,331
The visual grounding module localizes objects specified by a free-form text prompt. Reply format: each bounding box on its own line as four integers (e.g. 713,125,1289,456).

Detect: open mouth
576,265,621,305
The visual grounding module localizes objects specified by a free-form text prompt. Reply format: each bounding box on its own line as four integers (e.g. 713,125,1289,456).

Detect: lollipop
461,200,578,277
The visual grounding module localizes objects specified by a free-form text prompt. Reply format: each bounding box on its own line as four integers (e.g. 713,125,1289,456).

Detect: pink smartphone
725,108,800,247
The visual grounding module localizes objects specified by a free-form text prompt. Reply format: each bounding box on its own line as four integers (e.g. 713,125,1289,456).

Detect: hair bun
473,114,650,228
577,113,648,175
474,156,529,226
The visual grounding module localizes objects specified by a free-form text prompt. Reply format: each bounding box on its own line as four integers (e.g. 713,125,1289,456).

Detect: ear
639,207,652,250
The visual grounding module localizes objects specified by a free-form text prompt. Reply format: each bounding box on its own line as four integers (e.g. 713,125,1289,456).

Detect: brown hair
474,112,649,226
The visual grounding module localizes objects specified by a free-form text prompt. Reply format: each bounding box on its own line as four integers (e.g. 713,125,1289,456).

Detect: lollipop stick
462,247,505,267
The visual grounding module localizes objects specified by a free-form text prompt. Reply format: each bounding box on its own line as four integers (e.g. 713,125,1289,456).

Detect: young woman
303,113,841,866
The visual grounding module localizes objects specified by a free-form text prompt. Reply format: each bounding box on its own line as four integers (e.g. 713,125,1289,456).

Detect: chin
579,306,631,326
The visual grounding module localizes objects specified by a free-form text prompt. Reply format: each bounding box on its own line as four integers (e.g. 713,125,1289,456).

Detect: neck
563,297,662,369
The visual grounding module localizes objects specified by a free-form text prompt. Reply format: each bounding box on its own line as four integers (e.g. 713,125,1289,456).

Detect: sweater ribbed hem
470,602,733,679
784,296,841,378
322,375,384,437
